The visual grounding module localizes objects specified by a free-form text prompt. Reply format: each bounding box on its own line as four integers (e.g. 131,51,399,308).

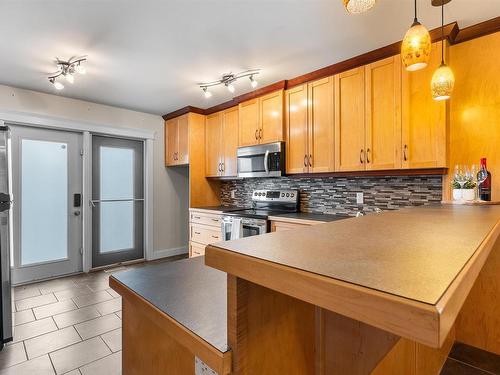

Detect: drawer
189,241,206,258
190,211,221,227
270,221,310,232
190,223,222,245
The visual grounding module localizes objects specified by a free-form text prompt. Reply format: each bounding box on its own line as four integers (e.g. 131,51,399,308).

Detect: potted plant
451,179,476,201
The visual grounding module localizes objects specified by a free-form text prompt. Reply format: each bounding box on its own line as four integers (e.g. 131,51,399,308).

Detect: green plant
451,178,476,189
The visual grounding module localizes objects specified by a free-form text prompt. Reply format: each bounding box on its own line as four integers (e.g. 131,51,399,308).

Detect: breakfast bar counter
206,204,500,374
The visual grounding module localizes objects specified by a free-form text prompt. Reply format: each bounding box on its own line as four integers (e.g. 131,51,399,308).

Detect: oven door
237,142,284,178
221,216,267,240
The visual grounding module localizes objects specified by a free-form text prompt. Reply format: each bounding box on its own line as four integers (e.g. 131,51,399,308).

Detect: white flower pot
462,189,475,201
452,189,462,200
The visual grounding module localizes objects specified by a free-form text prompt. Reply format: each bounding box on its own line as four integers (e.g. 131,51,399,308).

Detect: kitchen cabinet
285,77,334,174
402,41,448,169
165,114,189,166
205,107,239,177
335,67,366,172
189,209,222,258
365,56,402,170
238,90,284,147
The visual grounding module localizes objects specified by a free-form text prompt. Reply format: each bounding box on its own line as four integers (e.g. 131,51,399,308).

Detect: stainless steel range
221,189,299,240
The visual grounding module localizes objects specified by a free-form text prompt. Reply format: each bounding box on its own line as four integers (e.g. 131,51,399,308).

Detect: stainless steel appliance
221,189,299,240
237,142,285,178
0,125,12,348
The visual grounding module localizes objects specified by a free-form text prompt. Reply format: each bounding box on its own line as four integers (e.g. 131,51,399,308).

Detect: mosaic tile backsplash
220,176,443,215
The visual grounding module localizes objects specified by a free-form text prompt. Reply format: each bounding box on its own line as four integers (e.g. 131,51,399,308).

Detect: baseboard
148,245,188,261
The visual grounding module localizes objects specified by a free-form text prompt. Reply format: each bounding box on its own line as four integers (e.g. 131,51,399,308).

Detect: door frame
0,110,154,273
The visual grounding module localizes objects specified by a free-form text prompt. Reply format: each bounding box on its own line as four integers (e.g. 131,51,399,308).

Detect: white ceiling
0,0,498,115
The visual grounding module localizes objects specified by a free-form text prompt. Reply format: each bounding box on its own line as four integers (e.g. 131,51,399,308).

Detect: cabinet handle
217,163,221,172
193,216,201,219
304,155,308,167
255,129,258,140
221,162,225,172
360,149,364,164
403,144,408,161
194,231,201,235
366,148,370,163
211,218,219,222
211,235,219,239
309,154,312,167
259,129,262,139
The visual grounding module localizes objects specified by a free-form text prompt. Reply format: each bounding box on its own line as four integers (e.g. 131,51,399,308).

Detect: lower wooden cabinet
270,219,324,232
189,209,222,258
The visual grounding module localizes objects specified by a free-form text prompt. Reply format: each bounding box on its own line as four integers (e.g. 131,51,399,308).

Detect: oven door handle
264,150,270,175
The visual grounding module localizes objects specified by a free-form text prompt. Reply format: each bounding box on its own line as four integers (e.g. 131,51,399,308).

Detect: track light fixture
198,69,260,98
48,56,87,90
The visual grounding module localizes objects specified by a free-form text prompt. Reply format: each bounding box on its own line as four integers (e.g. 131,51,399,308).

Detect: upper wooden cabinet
365,56,402,170
286,77,334,174
205,107,239,177
402,41,448,169
239,90,284,147
165,114,189,166
335,67,366,172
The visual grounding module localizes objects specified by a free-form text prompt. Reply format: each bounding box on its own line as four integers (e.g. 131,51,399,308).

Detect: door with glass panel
91,136,144,268
10,126,83,284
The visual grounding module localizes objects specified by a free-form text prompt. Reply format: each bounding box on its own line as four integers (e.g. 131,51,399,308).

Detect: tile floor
0,263,141,375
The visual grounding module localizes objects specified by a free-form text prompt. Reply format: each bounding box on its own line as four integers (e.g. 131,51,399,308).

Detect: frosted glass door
10,126,83,285
91,136,144,267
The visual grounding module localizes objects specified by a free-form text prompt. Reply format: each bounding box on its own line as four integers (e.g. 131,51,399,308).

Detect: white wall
0,84,189,259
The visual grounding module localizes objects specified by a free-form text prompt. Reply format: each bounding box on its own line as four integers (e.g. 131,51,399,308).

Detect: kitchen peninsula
111,204,500,374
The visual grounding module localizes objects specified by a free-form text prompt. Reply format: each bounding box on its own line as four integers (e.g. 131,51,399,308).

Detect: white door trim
1,110,154,273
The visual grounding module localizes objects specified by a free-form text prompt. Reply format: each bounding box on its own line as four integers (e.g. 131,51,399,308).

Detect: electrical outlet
356,192,364,205
230,190,236,199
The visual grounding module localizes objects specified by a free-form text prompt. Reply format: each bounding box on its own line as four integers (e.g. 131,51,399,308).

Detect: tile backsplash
220,176,443,215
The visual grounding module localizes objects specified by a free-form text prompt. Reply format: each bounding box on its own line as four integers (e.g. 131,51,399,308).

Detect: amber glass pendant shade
343,0,376,14
401,21,432,71
431,63,455,101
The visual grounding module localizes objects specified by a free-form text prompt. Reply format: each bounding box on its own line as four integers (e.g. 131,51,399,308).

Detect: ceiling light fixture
401,0,431,71
343,0,376,14
47,56,87,90
431,0,455,101
198,69,260,98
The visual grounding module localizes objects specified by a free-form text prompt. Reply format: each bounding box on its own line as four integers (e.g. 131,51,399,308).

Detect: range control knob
286,193,290,197
291,193,295,198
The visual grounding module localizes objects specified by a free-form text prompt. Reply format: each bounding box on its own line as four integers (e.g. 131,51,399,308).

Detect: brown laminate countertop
111,257,228,353
207,205,500,305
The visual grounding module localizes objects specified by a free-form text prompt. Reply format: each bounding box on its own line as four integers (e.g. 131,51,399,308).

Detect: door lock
74,211,81,216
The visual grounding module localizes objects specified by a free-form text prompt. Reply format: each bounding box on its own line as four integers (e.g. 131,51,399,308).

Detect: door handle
309,154,312,167
304,154,307,167
255,129,258,140
264,150,270,174
259,129,262,139
403,144,408,161
360,149,364,164
366,148,370,163
73,211,81,216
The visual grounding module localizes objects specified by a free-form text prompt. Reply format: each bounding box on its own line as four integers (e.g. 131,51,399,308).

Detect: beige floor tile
12,317,58,343
106,288,120,299
84,281,110,293
49,337,111,374
53,285,93,302
12,285,40,301
94,298,121,316
75,314,121,340
101,328,121,352
0,342,27,370
33,300,77,320
0,354,54,375
25,326,81,359
79,351,121,375
13,309,35,326
38,278,77,294
72,291,113,308
15,293,57,311
64,370,81,375
52,306,101,329
115,311,122,319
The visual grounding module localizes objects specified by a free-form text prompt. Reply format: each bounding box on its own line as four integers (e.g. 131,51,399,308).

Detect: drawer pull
212,218,219,222
193,216,201,219
194,231,201,235
211,235,219,239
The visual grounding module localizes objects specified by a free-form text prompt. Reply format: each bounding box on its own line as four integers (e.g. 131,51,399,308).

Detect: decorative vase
462,189,475,201
452,189,462,201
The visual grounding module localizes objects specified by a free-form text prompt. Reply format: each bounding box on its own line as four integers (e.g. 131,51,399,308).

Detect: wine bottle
478,158,492,201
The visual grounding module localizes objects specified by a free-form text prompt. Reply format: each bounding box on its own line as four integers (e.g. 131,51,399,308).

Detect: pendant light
343,0,376,14
401,0,431,71
431,0,455,101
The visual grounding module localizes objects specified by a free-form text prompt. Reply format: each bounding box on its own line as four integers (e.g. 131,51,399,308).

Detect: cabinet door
238,99,260,147
222,107,239,177
205,112,222,177
308,77,334,173
335,67,366,171
285,85,309,174
260,90,284,144
165,118,178,166
177,114,189,165
402,41,447,169
365,56,402,170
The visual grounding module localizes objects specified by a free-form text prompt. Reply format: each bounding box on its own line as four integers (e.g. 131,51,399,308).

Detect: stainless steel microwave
237,142,285,178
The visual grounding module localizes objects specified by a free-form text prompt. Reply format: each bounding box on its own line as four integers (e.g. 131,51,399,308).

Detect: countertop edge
268,215,327,224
